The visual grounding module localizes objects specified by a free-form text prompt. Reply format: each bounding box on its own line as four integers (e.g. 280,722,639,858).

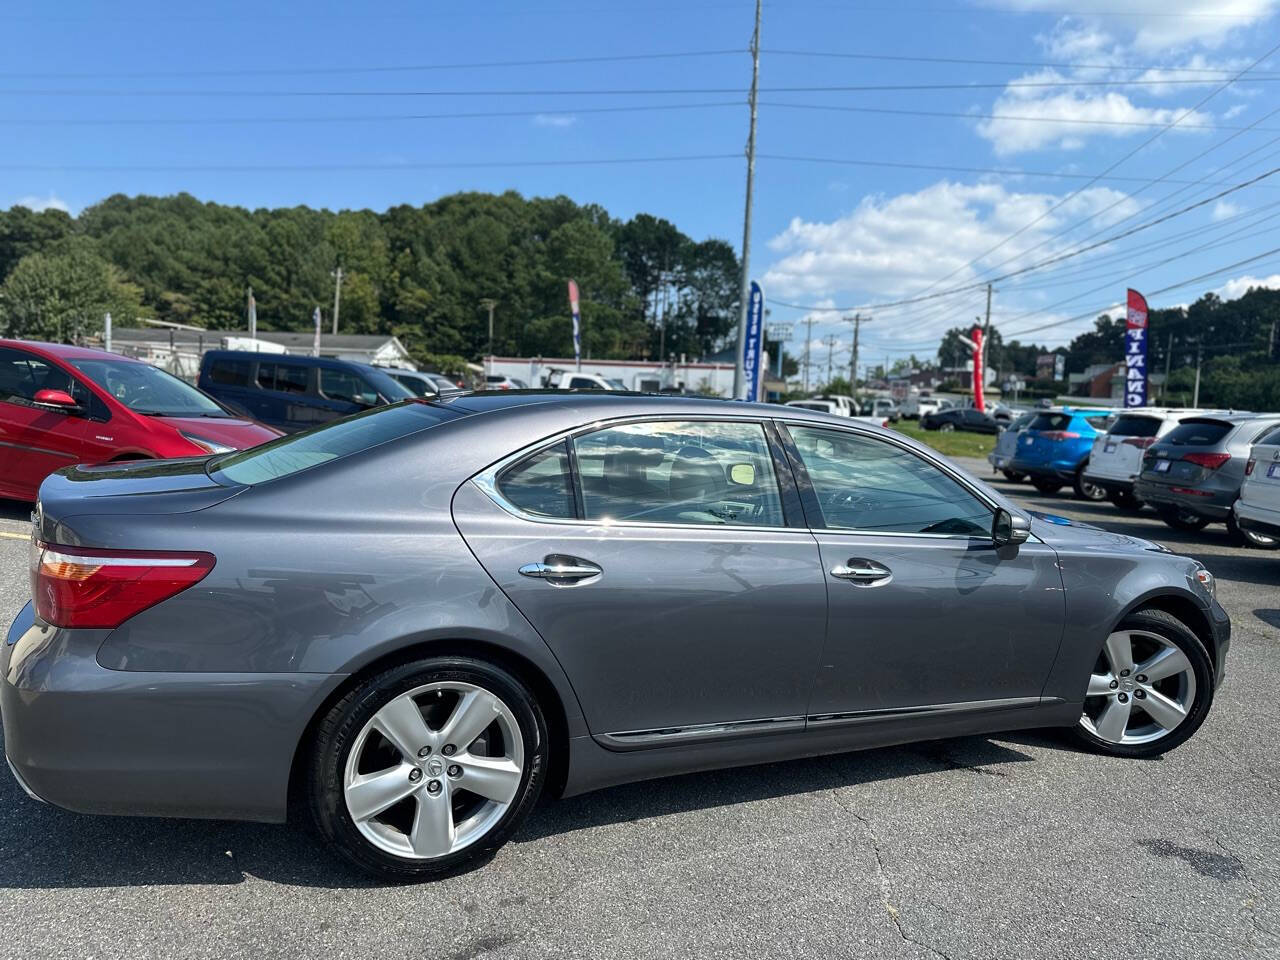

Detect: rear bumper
1133,480,1234,520
1082,474,1135,496
1234,499,1280,539
2,603,342,822
1010,458,1079,482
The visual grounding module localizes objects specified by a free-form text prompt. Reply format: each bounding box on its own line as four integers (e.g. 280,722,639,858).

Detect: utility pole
330,267,343,336
823,334,839,386
247,286,256,340
802,315,815,393
1163,331,1173,401
846,313,871,399
731,0,763,399
479,298,497,373
1193,342,1203,407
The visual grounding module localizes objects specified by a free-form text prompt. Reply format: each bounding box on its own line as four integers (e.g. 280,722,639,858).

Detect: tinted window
1260,425,1280,446
209,358,252,387
70,358,226,417
320,368,376,404
1028,413,1071,432
1107,415,1161,438
0,348,98,412
568,377,600,389
1084,416,1112,430
1009,413,1035,431
211,402,456,485
391,373,436,397
1250,421,1280,443
496,441,575,519
790,426,991,536
573,420,784,526
1163,420,1233,446
257,362,310,394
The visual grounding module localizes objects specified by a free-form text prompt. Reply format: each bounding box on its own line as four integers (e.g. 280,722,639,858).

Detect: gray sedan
4,393,1230,879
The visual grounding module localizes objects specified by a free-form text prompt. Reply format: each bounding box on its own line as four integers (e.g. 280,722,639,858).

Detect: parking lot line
0,531,28,541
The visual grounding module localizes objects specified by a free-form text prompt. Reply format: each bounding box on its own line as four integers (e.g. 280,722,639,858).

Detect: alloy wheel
343,681,524,860
1079,630,1197,745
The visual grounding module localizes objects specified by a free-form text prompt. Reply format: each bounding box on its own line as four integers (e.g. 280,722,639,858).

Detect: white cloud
763,180,1140,309
984,1,1280,51
1215,273,1280,298
532,114,576,128
1212,200,1243,220
1223,103,1248,120
13,193,69,213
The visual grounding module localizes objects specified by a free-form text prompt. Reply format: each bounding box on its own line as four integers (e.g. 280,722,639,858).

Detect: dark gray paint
2,393,1230,822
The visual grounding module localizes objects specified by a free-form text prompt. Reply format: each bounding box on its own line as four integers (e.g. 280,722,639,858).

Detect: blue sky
4,0,1279,367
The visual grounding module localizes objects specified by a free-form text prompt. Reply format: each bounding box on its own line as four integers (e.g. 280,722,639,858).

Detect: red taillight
1245,458,1256,476
1122,437,1157,449
1170,486,1213,497
1183,452,1231,470
30,541,215,629
1041,431,1081,442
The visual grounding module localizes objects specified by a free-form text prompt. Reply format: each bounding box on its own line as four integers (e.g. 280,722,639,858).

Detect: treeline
0,192,742,366
935,284,1280,409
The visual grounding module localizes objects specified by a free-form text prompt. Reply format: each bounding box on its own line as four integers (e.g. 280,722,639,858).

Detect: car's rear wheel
1074,608,1213,758
1001,470,1026,483
1227,510,1279,550
939,422,955,433
1109,490,1144,512
1072,467,1107,502
1157,506,1210,532
1031,478,1062,494
308,656,547,879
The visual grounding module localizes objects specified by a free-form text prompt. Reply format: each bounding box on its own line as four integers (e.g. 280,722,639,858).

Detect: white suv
1236,423,1280,542
1084,408,1224,509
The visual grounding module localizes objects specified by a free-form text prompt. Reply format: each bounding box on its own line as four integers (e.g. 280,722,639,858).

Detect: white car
783,399,887,427
1236,423,1280,542
1084,408,1223,509
544,369,626,391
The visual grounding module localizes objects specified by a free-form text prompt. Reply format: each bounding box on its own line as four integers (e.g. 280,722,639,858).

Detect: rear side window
211,403,456,486
1107,415,1160,438
208,358,252,387
496,441,575,519
1029,413,1071,431
568,377,600,389
1163,420,1233,446
257,362,311,394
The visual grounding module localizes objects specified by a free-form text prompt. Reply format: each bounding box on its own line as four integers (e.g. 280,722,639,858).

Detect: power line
0,154,741,172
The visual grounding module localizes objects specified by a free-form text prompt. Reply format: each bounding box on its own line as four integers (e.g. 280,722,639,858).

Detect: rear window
1028,413,1071,432
1162,420,1233,446
209,402,458,485
1107,415,1161,438
1260,425,1280,446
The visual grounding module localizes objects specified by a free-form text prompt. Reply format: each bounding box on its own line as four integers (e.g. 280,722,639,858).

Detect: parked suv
1135,413,1280,548
198,351,415,433
1084,408,1219,510
1009,407,1114,499
0,340,279,502
1235,423,1280,542
988,411,1036,481
384,368,465,399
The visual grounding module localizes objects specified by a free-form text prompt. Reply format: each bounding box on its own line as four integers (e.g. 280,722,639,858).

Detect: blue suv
198,351,415,433
1009,406,1115,500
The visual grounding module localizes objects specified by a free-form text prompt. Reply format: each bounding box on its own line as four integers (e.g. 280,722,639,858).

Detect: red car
0,339,281,502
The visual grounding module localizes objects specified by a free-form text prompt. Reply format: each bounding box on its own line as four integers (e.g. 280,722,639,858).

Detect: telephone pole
1193,342,1203,407
1163,331,1174,401
802,314,815,393
731,0,763,399
822,334,840,386
479,298,498,372
330,267,343,336
846,313,871,398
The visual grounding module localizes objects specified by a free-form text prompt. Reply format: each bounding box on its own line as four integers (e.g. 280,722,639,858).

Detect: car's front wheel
939,422,955,433
308,656,547,879
1074,608,1214,758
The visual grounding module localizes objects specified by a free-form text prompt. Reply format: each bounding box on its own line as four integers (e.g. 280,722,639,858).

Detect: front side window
573,420,784,527
320,368,376,405
788,425,992,536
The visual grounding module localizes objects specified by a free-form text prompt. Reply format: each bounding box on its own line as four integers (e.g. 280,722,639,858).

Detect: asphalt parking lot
0,468,1277,960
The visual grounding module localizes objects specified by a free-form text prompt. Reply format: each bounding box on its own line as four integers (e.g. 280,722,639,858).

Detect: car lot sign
1125,288,1149,408
743,281,765,401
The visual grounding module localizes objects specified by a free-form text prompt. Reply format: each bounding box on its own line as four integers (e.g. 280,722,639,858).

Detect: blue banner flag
743,281,765,401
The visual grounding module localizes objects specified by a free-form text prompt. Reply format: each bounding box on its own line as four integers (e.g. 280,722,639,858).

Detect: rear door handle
519,554,602,585
830,558,893,587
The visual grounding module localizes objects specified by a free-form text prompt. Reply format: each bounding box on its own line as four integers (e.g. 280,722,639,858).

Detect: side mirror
992,508,1031,546
33,388,80,412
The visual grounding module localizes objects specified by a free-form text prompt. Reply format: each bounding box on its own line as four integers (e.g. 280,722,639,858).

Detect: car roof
202,349,384,372
0,338,144,363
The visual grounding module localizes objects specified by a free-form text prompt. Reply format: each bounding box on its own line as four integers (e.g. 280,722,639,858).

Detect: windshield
210,401,459,485
70,358,228,417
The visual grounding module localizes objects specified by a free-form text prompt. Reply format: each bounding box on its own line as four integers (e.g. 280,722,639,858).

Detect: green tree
0,241,142,341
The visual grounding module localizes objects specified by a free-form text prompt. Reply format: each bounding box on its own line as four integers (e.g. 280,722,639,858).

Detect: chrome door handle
519,554,602,584
830,558,892,586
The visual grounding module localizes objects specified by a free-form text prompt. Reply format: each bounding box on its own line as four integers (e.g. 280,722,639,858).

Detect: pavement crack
831,789,953,960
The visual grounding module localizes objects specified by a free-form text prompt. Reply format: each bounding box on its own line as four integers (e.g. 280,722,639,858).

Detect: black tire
1157,506,1211,532
1072,608,1214,759
308,656,548,880
939,422,956,433
1002,470,1027,483
1227,510,1279,550
1031,478,1063,494
1072,466,1107,502
1109,490,1144,512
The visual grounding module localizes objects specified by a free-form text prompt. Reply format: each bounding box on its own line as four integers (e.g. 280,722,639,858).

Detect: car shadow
0,499,31,524
0,734,1037,889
